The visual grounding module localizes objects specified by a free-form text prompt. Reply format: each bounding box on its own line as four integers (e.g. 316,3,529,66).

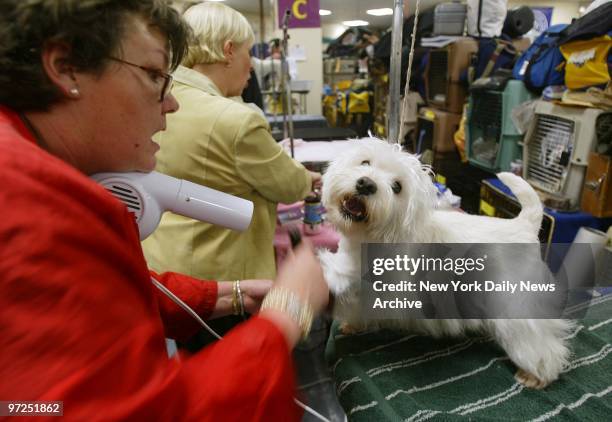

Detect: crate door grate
526,114,575,193
596,113,612,144
471,91,502,166
428,50,448,102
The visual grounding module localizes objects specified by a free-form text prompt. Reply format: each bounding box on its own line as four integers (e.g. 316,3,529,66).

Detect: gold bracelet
261,287,314,340
236,280,245,317
231,281,240,316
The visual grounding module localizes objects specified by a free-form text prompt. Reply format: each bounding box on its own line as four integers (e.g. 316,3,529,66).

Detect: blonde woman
143,2,320,281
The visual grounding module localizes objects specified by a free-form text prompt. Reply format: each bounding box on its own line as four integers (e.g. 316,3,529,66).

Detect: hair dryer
91,171,253,240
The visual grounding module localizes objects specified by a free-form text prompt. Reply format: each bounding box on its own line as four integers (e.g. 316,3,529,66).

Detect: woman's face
74,15,179,174
227,41,253,97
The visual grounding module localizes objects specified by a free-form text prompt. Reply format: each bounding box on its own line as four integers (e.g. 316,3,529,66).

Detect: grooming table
267,114,328,131
325,292,612,421
279,139,362,162
272,127,359,142
279,138,363,174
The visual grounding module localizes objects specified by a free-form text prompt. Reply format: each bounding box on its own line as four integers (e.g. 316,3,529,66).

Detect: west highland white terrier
319,138,573,389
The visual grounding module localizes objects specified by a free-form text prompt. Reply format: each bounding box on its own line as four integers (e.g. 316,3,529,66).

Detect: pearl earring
69,88,80,97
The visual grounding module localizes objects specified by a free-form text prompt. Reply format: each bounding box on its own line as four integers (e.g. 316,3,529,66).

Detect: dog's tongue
344,196,366,215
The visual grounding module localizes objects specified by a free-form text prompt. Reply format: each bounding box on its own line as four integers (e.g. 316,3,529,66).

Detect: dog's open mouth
340,195,368,222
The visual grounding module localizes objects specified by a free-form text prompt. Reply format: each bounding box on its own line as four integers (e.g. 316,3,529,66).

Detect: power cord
151,277,221,340
151,277,331,422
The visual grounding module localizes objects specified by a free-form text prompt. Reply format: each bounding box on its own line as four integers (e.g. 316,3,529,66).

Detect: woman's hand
309,171,322,191
274,239,328,314
210,279,273,319
259,239,329,347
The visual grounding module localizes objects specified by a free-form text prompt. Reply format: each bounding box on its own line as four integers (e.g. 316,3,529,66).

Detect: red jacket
0,106,301,421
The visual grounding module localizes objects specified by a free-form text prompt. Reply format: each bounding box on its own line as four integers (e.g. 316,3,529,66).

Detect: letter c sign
278,0,320,28
292,0,307,19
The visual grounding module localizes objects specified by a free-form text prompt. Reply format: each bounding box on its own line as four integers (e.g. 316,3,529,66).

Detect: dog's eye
392,181,402,194
361,160,370,166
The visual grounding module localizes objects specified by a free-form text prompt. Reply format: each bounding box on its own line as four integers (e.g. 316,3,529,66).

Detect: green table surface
325,293,612,421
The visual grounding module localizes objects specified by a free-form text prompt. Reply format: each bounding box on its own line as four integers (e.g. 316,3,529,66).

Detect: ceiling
174,0,592,29
320,0,444,27
319,0,444,28
175,0,448,29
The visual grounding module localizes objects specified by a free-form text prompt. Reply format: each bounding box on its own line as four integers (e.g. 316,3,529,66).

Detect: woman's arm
151,271,217,341
152,272,273,340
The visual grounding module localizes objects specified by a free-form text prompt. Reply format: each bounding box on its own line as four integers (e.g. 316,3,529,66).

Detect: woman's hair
269,39,281,49
182,2,254,68
0,0,191,112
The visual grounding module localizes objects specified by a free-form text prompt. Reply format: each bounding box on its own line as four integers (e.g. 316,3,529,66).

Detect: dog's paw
514,369,549,389
339,322,362,335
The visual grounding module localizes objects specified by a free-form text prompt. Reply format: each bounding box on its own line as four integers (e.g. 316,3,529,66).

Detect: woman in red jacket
0,1,328,420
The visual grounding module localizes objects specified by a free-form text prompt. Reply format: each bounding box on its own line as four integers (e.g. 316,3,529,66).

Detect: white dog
319,138,573,389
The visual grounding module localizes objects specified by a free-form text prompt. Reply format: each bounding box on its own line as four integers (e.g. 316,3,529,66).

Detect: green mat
325,294,612,421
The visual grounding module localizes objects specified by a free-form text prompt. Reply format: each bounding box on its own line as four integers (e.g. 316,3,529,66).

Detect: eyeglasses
107,56,173,102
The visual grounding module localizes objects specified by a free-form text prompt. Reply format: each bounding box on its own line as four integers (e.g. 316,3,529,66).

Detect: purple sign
530,7,553,36
278,0,320,29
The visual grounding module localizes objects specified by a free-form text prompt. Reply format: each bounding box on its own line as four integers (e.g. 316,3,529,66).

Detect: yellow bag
347,91,370,114
454,104,469,163
337,92,347,116
560,35,612,90
322,95,338,127
335,80,353,91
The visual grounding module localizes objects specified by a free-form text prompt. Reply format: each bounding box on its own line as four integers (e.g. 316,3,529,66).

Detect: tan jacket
142,66,311,280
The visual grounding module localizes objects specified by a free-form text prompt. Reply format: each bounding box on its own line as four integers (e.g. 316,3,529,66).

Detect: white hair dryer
92,172,253,240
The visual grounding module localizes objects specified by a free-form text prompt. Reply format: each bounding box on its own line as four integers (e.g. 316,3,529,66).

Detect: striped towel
325,293,612,421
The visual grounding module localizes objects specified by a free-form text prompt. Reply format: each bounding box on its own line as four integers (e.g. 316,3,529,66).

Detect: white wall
284,27,324,115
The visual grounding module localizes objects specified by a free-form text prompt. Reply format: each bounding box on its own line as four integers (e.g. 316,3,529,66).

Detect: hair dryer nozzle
173,178,253,232
92,172,253,240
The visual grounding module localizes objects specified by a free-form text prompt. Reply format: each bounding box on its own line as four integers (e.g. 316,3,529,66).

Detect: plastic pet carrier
466,79,535,172
523,100,612,207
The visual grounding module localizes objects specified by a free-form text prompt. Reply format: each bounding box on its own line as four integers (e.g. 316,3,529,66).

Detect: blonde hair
182,2,254,67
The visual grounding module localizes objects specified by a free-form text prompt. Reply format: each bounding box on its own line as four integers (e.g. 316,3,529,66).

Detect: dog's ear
412,163,438,205
397,154,438,236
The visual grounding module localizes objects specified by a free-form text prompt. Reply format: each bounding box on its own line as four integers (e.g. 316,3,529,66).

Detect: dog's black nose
356,177,377,195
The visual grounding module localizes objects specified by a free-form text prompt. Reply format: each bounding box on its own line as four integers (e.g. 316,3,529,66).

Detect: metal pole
268,0,279,130
280,9,295,157
280,38,287,139
258,0,265,78
387,0,404,144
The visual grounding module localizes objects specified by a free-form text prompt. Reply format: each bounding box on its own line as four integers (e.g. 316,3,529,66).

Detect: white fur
319,138,573,388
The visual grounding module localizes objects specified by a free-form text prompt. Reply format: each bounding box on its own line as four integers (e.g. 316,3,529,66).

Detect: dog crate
425,38,477,113
415,107,461,153
523,101,612,207
466,80,535,172
581,152,612,218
